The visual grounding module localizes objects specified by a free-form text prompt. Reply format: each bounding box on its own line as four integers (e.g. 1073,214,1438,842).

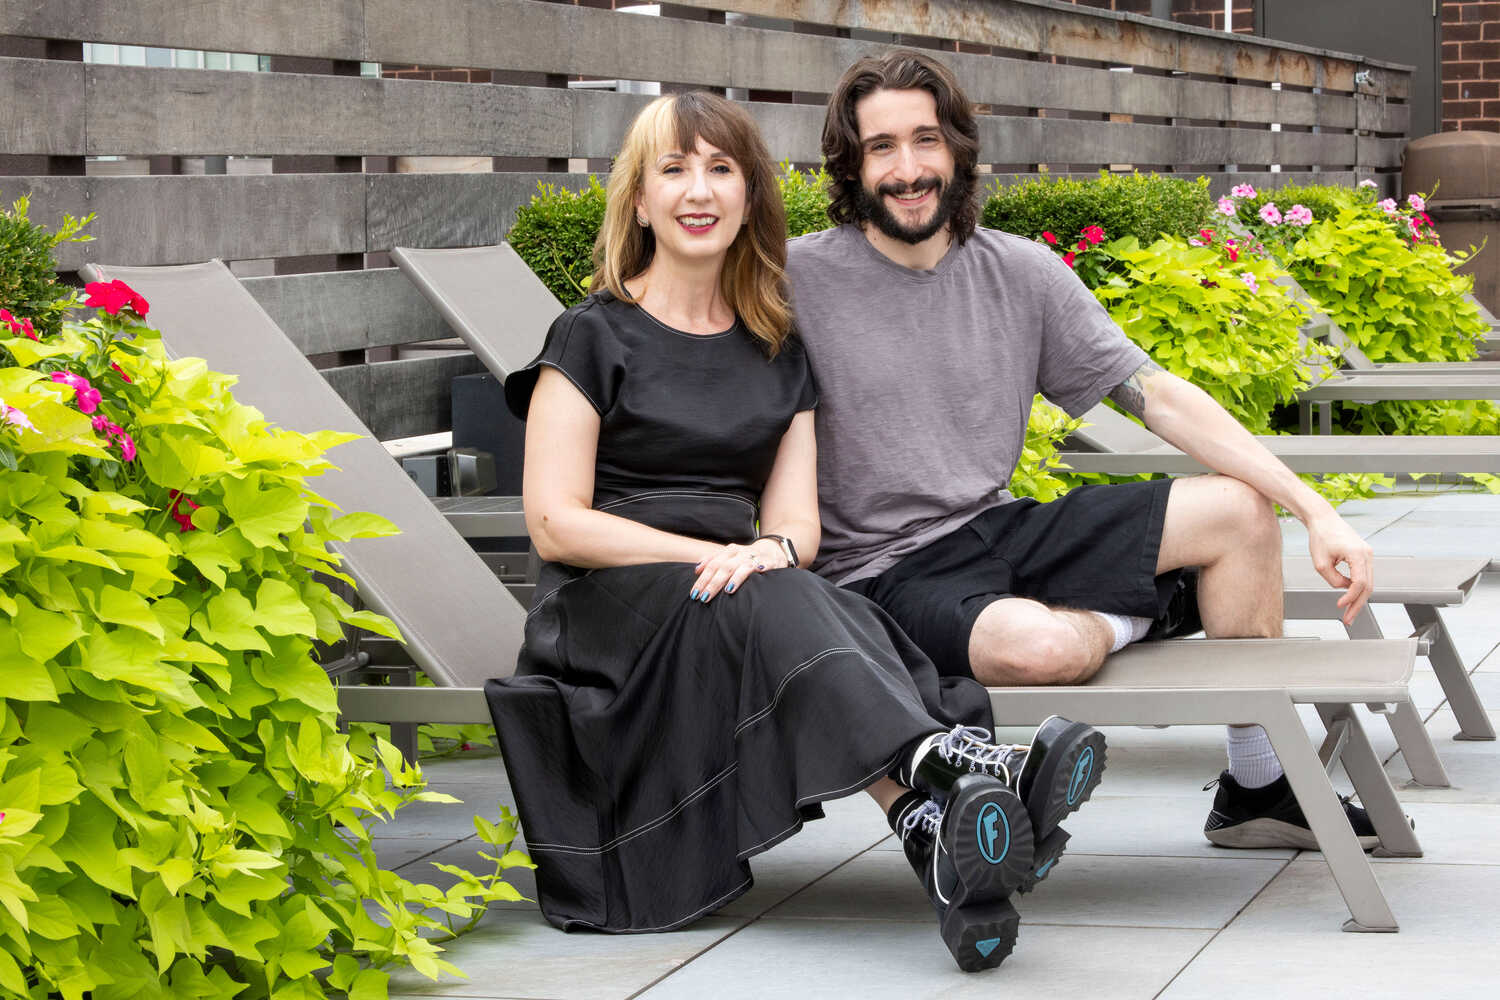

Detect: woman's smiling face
635,136,748,268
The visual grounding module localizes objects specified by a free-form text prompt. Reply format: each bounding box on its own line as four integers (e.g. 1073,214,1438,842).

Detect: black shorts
844,479,1185,678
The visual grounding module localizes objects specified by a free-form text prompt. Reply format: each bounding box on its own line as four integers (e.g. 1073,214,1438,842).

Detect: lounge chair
79,260,519,759
390,243,1430,931
1059,405,1494,759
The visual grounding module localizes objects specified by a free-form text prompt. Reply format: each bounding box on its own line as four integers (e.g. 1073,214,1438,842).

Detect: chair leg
1384,700,1451,787
1405,605,1495,741
1260,702,1399,932
1316,704,1423,859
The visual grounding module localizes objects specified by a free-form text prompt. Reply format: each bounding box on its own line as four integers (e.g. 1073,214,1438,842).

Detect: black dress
487,291,992,933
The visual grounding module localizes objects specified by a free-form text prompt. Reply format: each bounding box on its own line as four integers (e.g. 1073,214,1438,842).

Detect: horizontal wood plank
242,268,455,354
323,352,485,439
0,58,83,156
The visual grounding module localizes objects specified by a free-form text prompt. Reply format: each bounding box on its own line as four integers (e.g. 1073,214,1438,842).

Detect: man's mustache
877,176,941,197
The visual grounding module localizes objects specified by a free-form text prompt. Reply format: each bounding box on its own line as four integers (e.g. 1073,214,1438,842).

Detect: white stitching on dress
597,490,757,513
527,763,739,855
732,647,858,736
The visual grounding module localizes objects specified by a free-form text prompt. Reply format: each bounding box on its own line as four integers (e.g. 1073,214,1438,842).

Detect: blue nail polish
726,583,736,593
690,588,699,600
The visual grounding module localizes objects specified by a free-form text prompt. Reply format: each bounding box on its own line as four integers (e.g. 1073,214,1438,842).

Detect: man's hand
1306,512,1374,625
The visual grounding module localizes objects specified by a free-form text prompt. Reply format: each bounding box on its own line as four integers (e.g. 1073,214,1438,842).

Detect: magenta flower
1257,202,1282,226
2,403,34,433
1407,194,1426,212
1042,231,1058,245
89,414,136,462
1284,204,1314,227
1081,225,1106,246
1062,251,1077,269
1231,184,1257,199
0,308,37,341
49,372,102,414
1217,196,1237,216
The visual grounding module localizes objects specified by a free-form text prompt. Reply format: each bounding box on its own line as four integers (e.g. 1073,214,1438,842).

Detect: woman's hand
691,538,787,602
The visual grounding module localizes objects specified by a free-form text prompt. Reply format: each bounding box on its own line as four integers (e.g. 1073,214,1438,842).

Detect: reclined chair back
80,261,526,685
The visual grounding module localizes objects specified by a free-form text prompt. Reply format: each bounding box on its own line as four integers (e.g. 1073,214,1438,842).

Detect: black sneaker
902,719,1106,890
1203,771,1405,851
1145,569,1203,641
894,788,1029,973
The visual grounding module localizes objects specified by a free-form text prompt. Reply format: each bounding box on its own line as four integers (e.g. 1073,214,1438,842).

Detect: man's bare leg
967,475,1283,686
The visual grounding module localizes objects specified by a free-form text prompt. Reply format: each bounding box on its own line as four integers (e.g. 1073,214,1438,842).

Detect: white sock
1095,612,1152,653
1226,725,1284,788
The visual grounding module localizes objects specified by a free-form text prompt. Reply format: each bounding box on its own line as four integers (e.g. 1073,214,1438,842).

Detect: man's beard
853,174,967,245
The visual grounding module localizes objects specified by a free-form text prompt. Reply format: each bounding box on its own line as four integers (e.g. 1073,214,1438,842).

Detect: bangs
638,92,758,172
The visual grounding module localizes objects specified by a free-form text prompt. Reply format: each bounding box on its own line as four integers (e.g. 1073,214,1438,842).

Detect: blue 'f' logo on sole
977,802,1010,864
1068,747,1095,805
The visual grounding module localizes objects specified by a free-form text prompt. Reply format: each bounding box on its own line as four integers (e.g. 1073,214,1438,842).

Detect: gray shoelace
901,798,943,840
937,725,1013,784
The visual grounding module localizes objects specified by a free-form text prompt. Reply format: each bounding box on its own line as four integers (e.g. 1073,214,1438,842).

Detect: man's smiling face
852,87,962,246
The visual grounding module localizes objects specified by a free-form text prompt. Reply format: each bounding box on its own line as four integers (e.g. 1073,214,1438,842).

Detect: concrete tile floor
378,490,1500,999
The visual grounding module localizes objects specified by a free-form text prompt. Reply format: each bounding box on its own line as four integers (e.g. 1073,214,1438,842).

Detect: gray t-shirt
786,224,1148,584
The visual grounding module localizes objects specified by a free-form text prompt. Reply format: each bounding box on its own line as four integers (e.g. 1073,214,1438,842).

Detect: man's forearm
1109,364,1331,524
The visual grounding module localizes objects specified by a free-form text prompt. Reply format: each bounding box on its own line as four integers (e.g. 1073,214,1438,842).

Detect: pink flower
1231,184,1257,199
1189,237,1205,247
1041,231,1058,245
1077,239,1089,252
1257,202,1282,226
2,404,34,433
1378,198,1398,214
90,415,135,463
1358,178,1378,189
1284,204,1314,227
83,279,149,318
1081,225,1106,245
1062,251,1077,269
1242,272,1260,294
1407,194,1426,212
167,490,201,532
1408,216,1423,235
1217,196,1237,216
49,372,102,414
116,432,136,463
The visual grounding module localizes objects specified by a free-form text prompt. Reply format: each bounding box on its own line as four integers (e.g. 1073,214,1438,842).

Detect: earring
637,215,650,228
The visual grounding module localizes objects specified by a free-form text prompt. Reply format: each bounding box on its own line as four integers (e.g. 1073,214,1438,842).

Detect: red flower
1226,244,1239,262
1082,225,1106,245
0,308,37,341
167,490,200,532
1062,251,1077,268
1042,231,1058,245
84,279,150,318
1077,239,1089,252
1199,228,1215,243
110,361,134,384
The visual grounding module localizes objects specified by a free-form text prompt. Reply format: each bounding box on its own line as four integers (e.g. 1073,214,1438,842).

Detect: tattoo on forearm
1108,359,1165,419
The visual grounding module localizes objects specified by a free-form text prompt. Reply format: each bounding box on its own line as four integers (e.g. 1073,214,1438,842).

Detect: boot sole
1205,818,1380,852
1020,717,1107,839
1017,825,1070,894
940,896,1021,973
942,775,1034,903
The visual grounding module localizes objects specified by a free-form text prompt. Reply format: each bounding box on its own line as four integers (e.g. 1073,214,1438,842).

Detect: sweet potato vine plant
0,200,530,1000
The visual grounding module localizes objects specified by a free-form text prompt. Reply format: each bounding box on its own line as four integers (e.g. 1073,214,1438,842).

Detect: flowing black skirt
486,561,992,933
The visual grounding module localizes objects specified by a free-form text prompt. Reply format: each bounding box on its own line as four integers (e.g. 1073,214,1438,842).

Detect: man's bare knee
969,600,1099,686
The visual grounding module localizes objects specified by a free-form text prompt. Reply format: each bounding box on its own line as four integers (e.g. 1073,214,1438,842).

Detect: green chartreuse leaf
221,473,306,549
0,621,60,702
253,579,317,637
197,590,270,652
92,585,165,639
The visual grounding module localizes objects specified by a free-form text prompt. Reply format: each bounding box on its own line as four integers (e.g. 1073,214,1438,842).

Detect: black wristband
756,533,799,569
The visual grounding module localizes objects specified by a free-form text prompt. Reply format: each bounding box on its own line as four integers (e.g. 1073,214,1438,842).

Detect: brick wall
1443,1,1500,131
1060,0,1257,33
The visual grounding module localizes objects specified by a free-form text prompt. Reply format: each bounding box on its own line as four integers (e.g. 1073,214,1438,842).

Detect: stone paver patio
375,488,1500,999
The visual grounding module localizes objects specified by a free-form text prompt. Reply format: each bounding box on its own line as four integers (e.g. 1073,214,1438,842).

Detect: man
785,50,1379,852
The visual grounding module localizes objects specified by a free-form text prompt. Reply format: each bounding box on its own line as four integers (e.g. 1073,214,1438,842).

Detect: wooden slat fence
0,0,1412,439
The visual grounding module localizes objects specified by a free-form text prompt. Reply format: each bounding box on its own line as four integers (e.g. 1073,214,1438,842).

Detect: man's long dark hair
822,50,982,245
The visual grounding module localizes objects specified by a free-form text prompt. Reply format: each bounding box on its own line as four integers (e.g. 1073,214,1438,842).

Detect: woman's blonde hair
591,92,792,355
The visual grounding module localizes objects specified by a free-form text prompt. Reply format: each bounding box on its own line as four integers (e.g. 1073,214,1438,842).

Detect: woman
485,92,1106,973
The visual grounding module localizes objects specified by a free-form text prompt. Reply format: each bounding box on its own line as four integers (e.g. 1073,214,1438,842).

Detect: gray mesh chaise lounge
392,243,1428,931
80,260,508,749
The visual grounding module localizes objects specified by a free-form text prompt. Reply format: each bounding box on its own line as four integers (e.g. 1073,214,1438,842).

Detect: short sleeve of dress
782,335,819,412
504,298,625,419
